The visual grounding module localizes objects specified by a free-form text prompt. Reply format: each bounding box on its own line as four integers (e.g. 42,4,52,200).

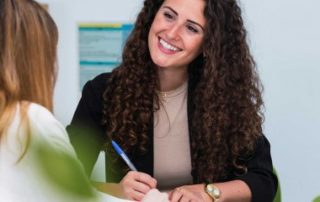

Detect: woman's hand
120,171,157,201
169,184,212,202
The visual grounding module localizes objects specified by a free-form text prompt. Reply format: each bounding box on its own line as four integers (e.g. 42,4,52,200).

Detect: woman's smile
158,37,182,54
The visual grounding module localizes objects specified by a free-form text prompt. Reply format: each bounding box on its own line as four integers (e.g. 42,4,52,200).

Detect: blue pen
111,140,137,171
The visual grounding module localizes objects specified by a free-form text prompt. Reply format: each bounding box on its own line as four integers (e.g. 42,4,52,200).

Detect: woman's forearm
213,180,251,202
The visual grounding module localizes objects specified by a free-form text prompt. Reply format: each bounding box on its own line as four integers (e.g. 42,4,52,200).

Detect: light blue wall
39,0,320,201
242,1,320,201
38,0,143,126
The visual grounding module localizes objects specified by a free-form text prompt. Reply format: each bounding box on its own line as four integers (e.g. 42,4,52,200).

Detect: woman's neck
157,67,188,92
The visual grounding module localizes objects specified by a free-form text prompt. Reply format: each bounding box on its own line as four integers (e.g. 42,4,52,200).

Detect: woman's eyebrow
162,6,178,15
162,6,205,31
187,19,205,31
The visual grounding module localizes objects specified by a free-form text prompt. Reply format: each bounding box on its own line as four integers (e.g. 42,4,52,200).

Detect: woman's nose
165,24,181,40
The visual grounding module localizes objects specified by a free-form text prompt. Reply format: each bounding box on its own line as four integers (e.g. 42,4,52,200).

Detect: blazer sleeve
234,135,278,202
66,73,110,175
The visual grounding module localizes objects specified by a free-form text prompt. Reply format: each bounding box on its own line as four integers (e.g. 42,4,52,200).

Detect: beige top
154,82,193,191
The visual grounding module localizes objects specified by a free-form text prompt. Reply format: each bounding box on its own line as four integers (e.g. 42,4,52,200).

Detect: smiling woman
148,0,206,73
67,0,278,201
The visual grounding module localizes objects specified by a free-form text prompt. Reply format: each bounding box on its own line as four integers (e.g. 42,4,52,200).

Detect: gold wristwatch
205,183,221,202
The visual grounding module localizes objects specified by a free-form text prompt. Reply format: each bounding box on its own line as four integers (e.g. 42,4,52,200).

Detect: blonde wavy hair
0,0,58,159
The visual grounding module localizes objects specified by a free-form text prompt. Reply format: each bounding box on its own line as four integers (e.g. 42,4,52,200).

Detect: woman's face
148,0,206,70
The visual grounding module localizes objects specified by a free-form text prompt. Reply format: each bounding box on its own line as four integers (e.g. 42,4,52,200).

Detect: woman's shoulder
92,72,112,82
27,102,62,130
83,72,111,90
80,72,112,100
27,103,74,151
3,102,74,159
6,102,60,138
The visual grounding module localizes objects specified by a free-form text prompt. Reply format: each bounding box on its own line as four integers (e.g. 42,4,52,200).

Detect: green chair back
313,195,320,202
273,167,281,202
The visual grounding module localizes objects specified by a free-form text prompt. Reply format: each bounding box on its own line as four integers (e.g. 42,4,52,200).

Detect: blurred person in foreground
0,0,121,201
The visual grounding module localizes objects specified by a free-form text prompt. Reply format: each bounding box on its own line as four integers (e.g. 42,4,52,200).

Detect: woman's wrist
197,184,214,202
204,183,222,202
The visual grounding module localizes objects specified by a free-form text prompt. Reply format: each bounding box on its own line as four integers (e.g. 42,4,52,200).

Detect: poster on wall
79,23,133,90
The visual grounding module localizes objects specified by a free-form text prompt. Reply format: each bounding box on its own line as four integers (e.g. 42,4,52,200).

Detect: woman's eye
186,25,199,33
164,12,174,20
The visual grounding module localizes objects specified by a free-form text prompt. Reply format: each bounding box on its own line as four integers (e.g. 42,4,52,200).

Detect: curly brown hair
102,0,263,183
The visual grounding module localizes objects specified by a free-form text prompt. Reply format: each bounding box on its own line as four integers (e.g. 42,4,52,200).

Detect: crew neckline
158,81,188,99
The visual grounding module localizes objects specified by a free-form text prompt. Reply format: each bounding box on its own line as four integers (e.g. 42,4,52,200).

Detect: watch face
206,184,221,199
212,187,221,198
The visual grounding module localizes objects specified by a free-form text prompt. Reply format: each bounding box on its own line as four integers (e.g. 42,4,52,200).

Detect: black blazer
67,72,278,202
